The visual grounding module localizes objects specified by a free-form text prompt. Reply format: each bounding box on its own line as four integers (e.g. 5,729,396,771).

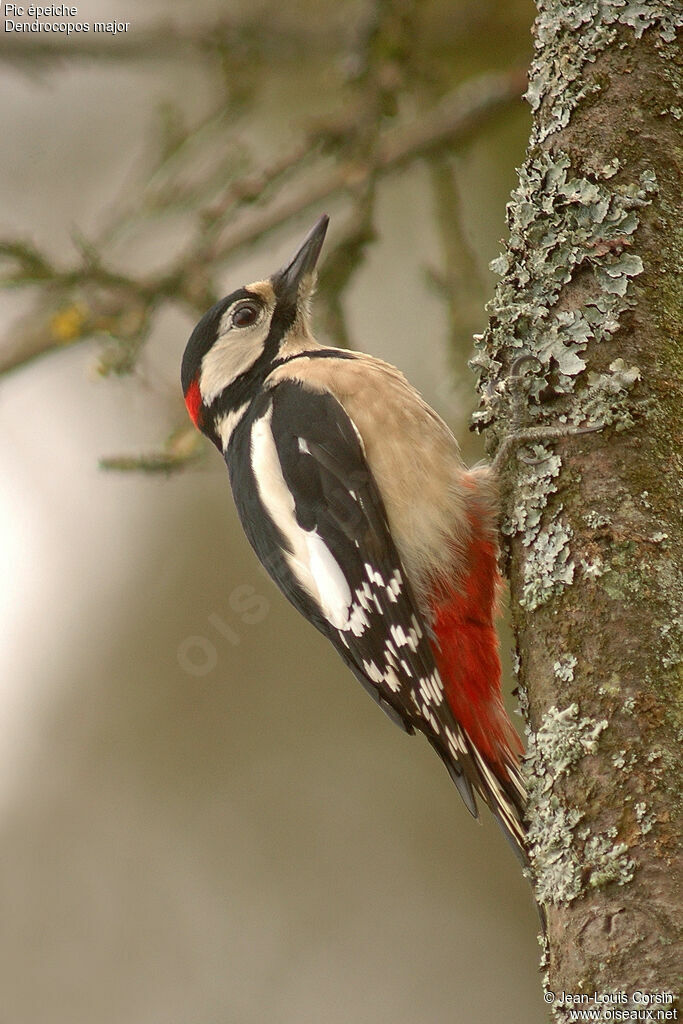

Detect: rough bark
473,3,682,1017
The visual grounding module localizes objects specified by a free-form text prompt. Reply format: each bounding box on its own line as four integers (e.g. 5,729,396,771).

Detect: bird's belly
349,416,469,602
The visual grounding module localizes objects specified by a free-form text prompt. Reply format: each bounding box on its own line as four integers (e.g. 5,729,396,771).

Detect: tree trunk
473,3,682,1016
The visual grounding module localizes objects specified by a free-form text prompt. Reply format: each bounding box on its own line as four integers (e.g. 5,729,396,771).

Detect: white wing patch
387,570,402,601
347,602,371,636
365,564,385,588
390,623,419,652
304,530,352,629
445,725,469,758
251,405,368,633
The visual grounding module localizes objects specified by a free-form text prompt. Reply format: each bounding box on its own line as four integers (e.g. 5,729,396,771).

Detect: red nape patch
184,377,203,428
429,528,524,777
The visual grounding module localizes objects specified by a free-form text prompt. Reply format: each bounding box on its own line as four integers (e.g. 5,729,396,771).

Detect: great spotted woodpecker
181,215,528,862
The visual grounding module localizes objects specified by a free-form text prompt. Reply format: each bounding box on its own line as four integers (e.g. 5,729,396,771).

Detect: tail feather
428,703,528,862
444,758,479,819
469,742,528,866
439,727,548,931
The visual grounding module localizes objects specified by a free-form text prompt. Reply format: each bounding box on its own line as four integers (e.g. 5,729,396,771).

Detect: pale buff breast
267,352,496,600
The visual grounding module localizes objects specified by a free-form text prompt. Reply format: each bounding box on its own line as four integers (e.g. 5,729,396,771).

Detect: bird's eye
231,302,260,328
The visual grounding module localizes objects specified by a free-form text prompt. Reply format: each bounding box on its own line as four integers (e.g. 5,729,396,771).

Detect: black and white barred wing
234,379,481,816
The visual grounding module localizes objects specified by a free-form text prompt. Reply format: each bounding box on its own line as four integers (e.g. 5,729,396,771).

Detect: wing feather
227,379,525,857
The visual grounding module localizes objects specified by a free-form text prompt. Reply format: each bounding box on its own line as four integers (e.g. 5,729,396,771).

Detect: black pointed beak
273,214,329,306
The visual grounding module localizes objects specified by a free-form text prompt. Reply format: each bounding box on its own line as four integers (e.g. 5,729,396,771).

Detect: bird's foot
491,354,604,475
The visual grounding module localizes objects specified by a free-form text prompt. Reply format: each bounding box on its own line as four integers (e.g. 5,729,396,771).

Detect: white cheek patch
200,328,267,405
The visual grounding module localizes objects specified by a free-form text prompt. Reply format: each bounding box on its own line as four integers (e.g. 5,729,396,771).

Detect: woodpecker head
181,214,329,445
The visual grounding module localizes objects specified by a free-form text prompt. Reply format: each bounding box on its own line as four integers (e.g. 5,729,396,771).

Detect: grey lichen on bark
472,1,682,1016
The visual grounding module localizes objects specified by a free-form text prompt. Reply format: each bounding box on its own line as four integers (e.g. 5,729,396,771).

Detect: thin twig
0,68,525,380
198,69,526,267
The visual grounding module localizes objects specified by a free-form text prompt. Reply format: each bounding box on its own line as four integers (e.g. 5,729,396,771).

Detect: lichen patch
526,1,681,144
525,703,614,905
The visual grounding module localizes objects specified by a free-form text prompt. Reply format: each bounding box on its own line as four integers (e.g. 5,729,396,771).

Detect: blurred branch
0,238,149,293
100,423,205,474
0,66,525,382
102,0,418,467
427,155,488,354
197,68,527,267
311,0,420,347
315,197,377,349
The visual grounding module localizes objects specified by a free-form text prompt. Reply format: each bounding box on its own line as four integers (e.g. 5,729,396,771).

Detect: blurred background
0,1,546,1021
